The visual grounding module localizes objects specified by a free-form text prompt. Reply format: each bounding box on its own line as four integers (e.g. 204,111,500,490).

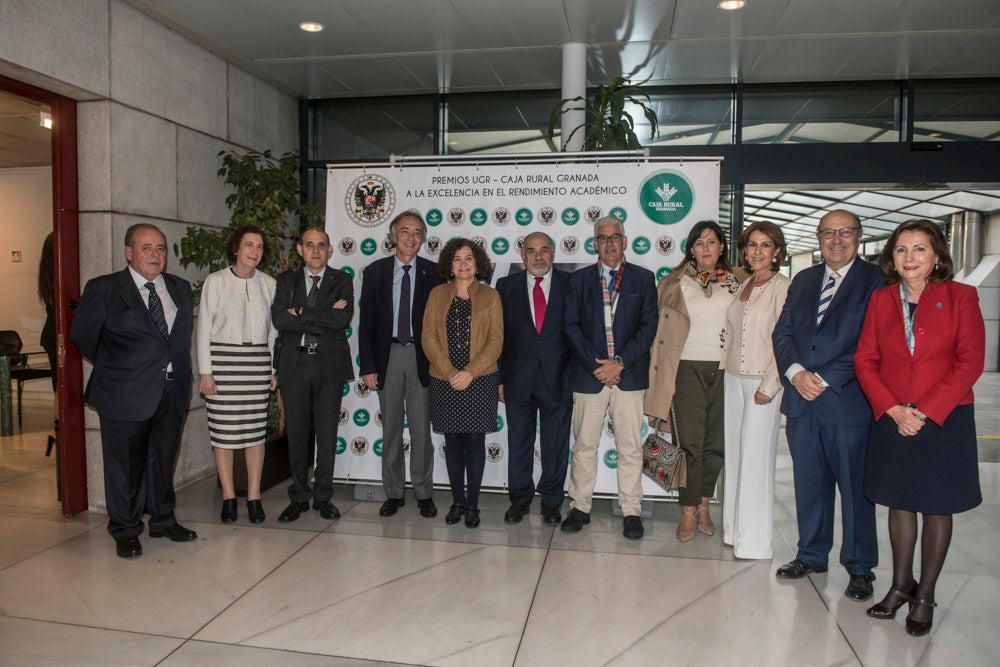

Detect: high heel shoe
905,598,937,636
696,504,715,536
220,498,237,523
866,582,917,619
247,499,265,524
676,507,697,542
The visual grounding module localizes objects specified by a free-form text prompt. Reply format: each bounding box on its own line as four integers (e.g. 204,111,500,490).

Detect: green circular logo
610,206,628,222
470,208,488,226
360,238,377,255
516,208,533,226
342,382,350,397
603,449,618,469
584,238,597,255
355,354,360,367
345,325,352,339
638,170,695,225
492,238,510,255
657,267,673,280
353,409,370,427
632,236,651,255
495,415,504,432
562,208,580,225
341,266,355,279
373,439,383,457
336,437,347,455
426,209,443,226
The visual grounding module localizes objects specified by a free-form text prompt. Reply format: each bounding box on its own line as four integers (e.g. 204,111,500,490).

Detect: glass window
646,88,733,146
311,96,436,161
445,91,560,154
914,80,1000,142
741,83,900,144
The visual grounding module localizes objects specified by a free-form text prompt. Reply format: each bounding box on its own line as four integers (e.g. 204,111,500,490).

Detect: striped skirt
205,342,272,449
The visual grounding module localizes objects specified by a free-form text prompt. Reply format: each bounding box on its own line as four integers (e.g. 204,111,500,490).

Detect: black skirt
865,404,981,514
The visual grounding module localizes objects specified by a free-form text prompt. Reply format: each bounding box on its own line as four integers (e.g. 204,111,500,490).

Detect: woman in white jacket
720,221,790,559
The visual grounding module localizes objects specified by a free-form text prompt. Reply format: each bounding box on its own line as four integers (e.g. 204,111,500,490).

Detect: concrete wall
1,0,300,511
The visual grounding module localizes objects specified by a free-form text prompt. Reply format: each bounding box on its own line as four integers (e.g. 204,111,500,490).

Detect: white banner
325,154,720,498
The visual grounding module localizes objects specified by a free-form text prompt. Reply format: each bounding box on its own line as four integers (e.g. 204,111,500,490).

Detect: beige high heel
696,502,715,536
677,506,697,542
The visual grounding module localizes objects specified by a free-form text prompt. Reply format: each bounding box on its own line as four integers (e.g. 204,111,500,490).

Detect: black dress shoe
905,598,936,636
623,515,644,540
379,497,405,517
313,500,341,520
220,498,237,524
541,506,562,525
417,498,437,518
445,504,465,525
247,499,265,524
465,507,481,528
560,508,590,532
278,501,310,523
775,559,828,579
149,524,198,542
845,574,875,601
504,503,529,524
115,536,142,558
867,582,917,619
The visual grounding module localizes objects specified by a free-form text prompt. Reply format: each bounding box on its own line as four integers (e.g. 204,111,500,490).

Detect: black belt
297,344,320,355
164,370,174,380
391,338,413,346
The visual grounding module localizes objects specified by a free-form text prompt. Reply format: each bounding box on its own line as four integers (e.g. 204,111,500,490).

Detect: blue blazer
772,259,884,427
565,262,657,394
496,268,571,399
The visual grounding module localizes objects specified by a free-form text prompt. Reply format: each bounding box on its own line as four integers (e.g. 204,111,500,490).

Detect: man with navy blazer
496,232,572,525
772,209,885,601
359,210,442,519
71,223,197,558
562,217,657,539
272,228,354,523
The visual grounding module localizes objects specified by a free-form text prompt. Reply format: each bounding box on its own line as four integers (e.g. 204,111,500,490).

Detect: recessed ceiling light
298,21,325,32
718,0,747,9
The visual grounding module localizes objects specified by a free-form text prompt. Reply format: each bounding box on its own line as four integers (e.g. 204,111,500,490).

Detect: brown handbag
642,407,687,491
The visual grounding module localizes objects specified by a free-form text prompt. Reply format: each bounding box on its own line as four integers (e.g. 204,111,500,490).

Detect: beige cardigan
720,273,790,398
422,279,503,381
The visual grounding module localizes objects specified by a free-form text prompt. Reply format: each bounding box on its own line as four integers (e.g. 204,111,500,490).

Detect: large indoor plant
547,76,660,150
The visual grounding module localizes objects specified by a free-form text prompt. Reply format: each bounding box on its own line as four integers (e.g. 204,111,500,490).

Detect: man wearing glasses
272,228,354,522
772,209,884,600
562,217,657,539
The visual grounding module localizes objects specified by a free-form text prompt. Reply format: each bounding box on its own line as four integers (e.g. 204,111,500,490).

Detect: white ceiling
123,0,1000,98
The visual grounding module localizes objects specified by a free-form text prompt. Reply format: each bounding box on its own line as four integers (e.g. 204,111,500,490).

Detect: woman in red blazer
855,219,985,637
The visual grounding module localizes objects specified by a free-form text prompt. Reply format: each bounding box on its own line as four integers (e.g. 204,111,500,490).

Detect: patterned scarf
684,261,740,297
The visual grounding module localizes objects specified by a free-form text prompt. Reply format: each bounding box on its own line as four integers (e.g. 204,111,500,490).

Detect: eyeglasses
595,233,624,244
303,242,328,250
816,227,860,240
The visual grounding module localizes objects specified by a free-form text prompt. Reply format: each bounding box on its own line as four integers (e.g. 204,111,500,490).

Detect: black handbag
642,406,687,491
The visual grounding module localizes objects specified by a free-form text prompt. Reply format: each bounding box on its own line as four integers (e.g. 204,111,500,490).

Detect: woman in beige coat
720,221,789,559
645,221,747,541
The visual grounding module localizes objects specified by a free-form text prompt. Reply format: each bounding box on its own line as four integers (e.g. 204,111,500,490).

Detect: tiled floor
2,375,999,666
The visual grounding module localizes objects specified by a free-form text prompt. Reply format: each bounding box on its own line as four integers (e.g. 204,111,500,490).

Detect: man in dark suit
496,232,572,525
358,210,442,519
71,223,197,558
562,217,657,539
272,228,354,522
772,209,885,601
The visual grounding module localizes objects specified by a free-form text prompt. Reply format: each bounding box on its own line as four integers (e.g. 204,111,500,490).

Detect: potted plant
548,76,660,150
174,149,323,492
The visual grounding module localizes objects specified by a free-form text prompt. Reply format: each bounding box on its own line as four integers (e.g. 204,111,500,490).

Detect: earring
771,257,778,264
934,262,939,270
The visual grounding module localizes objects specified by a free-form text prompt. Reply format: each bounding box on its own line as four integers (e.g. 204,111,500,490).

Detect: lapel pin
936,302,943,309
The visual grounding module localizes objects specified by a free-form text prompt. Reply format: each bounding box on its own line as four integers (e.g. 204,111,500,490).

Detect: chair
0,330,55,425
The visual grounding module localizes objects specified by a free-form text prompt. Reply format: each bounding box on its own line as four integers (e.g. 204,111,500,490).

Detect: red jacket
854,280,984,426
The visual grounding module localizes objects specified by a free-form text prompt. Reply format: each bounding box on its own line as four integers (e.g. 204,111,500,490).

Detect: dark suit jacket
271,267,355,387
855,281,984,426
71,268,193,422
357,255,442,388
496,268,571,399
772,259,884,427
564,262,657,394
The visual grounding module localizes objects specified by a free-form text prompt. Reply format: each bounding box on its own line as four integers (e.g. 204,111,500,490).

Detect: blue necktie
608,269,617,297
145,282,169,337
816,272,839,326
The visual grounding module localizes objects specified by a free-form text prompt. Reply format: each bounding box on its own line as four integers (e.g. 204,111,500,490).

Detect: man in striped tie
772,210,885,601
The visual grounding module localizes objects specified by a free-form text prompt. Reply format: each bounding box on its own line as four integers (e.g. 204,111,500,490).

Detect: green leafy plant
548,76,659,151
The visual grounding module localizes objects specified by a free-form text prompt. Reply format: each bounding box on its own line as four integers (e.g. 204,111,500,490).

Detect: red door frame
0,74,86,514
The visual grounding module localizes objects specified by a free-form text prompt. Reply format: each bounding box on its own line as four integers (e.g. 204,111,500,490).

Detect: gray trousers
378,343,434,499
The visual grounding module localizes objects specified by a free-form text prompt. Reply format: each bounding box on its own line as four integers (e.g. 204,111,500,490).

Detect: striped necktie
815,271,839,326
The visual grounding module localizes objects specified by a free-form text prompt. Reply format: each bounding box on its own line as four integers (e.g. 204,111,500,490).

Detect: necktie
533,276,546,334
397,265,412,344
816,271,839,326
305,275,320,346
608,269,617,297
145,282,169,337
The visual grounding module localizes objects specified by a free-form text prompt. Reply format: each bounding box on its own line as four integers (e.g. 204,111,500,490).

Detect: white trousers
722,372,783,559
567,386,645,516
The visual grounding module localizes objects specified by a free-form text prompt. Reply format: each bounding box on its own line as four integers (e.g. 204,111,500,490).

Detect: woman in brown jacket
423,238,503,528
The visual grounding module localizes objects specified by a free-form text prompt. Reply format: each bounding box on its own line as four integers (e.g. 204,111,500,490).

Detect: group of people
71,207,984,637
